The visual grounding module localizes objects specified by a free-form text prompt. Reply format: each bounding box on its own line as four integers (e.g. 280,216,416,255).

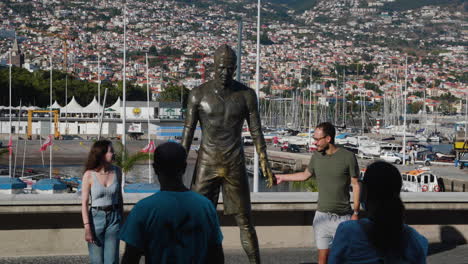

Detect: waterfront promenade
0,246,467,263
1,192,467,261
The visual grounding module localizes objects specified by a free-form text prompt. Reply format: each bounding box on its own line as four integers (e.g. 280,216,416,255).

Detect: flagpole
122,3,127,192
49,55,53,179
65,74,68,135
236,19,242,82
403,56,408,165
97,54,101,106
21,139,27,178
308,83,312,149
8,52,12,178
253,0,261,192
98,88,108,140
13,101,22,177
146,53,152,184
343,69,346,127
38,129,45,167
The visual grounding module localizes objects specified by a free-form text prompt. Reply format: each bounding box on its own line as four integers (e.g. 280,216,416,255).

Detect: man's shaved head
153,142,187,178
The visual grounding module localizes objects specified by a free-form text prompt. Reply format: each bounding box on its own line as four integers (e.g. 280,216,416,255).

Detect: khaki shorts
313,211,351,250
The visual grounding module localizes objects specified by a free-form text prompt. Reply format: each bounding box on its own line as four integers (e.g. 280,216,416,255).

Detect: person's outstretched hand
275,174,285,185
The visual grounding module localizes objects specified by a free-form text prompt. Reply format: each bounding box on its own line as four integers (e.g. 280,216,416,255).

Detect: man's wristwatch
353,211,359,216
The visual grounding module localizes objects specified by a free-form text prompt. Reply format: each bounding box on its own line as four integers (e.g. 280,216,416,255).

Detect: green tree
260,33,274,45
364,82,383,94
0,67,145,107
0,148,8,158
415,76,426,84
149,45,158,56
158,84,190,108
361,53,373,62
408,102,423,114
314,15,332,23
112,141,153,174
422,57,437,66
160,46,183,56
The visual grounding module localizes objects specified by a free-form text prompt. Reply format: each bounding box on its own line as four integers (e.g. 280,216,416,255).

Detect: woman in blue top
329,161,428,264
81,140,123,264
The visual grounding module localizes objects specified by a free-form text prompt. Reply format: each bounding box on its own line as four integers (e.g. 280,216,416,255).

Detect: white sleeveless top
90,167,119,207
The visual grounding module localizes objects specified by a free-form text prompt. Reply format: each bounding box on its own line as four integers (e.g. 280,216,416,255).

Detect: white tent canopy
25,106,39,110
0,106,36,110
50,100,62,109
60,96,83,113
83,96,102,114
108,97,121,112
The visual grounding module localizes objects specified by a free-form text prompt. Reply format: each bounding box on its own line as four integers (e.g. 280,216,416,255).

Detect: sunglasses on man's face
313,136,327,142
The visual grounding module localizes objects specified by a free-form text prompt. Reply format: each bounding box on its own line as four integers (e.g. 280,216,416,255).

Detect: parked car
62,135,83,140
380,152,409,165
281,143,301,153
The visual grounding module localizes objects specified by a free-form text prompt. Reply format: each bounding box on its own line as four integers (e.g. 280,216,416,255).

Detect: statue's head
214,44,237,85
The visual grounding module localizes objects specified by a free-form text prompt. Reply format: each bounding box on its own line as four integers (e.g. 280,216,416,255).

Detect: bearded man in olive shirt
276,122,361,264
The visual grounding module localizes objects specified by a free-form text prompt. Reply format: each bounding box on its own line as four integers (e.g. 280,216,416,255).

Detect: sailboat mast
65,74,68,134
423,87,426,127
465,91,467,141
97,54,101,105
359,65,364,134
308,85,312,147
342,69,346,127
122,7,127,152
8,52,12,178
253,0,261,192
49,55,53,179
402,57,408,164
121,4,127,192
146,53,152,184
335,69,338,125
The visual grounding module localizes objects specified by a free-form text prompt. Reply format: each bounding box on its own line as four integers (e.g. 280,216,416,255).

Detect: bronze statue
182,44,274,263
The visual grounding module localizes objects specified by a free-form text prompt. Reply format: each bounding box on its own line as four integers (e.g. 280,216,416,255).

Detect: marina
1,136,467,194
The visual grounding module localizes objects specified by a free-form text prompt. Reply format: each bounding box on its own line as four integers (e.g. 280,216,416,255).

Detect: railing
0,192,467,257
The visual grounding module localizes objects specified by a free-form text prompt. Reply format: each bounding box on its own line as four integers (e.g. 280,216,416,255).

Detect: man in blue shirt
120,142,224,264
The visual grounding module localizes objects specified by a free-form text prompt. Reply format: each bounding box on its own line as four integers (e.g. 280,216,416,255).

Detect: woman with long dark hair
81,140,123,264
329,161,428,263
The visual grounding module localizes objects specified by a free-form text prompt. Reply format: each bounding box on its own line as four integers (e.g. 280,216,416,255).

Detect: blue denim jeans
88,208,121,264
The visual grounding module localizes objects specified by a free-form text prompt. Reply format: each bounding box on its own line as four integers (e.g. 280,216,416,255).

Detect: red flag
40,135,53,152
141,140,156,153
7,136,12,156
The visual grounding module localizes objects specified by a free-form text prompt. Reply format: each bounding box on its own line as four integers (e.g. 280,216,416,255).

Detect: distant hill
383,0,466,12
271,0,466,13
173,0,465,14
269,0,319,13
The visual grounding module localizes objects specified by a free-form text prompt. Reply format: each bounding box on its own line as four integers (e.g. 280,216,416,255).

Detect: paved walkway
0,245,466,264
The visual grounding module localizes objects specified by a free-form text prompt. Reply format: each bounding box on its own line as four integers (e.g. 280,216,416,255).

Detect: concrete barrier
0,192,467,257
